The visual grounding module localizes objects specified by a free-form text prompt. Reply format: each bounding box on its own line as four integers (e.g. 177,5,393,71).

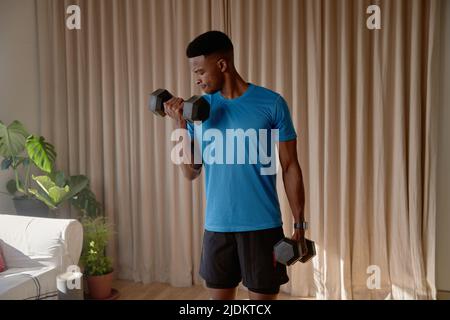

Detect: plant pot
86,271,114,299
13,197,49,217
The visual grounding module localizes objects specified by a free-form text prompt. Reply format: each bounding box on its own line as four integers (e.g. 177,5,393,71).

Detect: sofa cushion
0,266,58,300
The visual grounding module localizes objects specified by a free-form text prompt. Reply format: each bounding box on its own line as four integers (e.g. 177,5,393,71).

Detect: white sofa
0,214,83,300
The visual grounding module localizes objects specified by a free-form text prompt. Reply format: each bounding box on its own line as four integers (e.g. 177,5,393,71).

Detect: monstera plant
0,120,101,217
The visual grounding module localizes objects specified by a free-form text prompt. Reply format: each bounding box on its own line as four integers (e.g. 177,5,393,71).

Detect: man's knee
208,287,237,300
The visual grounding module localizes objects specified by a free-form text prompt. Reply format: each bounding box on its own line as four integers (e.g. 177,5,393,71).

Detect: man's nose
196,79,202,85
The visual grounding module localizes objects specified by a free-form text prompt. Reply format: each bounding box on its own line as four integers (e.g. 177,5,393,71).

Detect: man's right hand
164,97,186,128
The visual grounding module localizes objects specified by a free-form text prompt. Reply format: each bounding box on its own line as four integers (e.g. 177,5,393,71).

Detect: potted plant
0,120,101,217
0,120,53,216
1,120,116,299
80,216,115,299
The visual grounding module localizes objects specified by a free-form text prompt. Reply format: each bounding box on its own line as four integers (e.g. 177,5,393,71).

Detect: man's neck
220,72,248,99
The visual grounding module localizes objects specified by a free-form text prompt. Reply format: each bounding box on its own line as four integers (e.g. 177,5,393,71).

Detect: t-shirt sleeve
273,95,297,142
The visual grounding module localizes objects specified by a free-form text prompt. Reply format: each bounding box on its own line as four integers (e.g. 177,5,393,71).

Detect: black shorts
199,226,289,295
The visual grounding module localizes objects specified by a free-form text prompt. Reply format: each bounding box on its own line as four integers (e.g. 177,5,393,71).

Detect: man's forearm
282,162,306,223
176,120,202,180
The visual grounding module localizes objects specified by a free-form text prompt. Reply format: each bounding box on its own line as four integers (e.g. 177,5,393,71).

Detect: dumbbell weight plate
274,237,316,266
183,95,210,122
299,238,316,263
149,89,173,117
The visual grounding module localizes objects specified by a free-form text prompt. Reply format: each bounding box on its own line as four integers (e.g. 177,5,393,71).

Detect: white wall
0,0,40,214
436,0,450,294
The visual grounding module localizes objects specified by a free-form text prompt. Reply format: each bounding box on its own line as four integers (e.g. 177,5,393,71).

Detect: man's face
189,55,224,94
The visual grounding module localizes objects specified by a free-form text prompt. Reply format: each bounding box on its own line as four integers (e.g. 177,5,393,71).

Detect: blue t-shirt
187,83,297,232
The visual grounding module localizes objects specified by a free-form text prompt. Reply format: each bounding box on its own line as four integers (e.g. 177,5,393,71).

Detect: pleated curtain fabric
35,0,446,299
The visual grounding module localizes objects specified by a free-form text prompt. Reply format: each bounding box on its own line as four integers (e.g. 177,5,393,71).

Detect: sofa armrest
0,214,83,272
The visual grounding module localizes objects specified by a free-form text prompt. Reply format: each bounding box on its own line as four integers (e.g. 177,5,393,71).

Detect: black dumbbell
274,237,316,266
148,89,210,122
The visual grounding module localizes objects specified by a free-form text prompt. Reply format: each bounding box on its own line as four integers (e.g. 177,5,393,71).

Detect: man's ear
216,58,228,73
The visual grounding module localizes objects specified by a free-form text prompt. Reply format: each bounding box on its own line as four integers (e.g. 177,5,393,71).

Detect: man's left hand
291,229,308,257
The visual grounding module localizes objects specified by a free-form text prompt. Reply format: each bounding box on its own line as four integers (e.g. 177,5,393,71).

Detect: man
164,31,307,300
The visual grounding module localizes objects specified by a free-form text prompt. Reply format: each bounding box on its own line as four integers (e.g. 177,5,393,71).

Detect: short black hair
186,31,233,58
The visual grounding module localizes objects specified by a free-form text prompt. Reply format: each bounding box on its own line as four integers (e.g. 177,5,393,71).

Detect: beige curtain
35,0,446,299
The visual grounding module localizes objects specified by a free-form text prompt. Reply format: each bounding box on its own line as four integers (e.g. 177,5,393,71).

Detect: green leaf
32,175,55,196
32,174,71,206
28,188,57,209
0,120,29,157
23,158,30,166
61,175,88,202
6,179,18,194
48,185,70,203
7,178,24,195
13,156,28,168
55,171,66,188
70,187,102,217
25,135,56,173
49,170,66,188
1,158,12,170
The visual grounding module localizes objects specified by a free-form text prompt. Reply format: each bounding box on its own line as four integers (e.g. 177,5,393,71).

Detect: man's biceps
278,143,293,159
278,146,297,169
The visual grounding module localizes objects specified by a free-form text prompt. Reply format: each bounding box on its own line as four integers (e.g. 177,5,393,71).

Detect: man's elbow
182,166,202,181
184,173,199,181
281,161,301,176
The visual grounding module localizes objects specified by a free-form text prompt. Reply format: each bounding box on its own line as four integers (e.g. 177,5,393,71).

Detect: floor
112,280,304,300
110,280,450,300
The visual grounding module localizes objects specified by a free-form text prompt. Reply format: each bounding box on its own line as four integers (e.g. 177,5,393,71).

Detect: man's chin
203,87,219,95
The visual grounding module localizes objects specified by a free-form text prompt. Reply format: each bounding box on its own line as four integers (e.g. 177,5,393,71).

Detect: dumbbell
274,237,316,266
148,89,210,122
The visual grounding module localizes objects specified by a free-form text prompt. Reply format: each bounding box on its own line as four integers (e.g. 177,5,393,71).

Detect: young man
164,31,307,300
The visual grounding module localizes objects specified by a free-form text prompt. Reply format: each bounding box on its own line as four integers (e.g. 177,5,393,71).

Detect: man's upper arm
278,139,299,172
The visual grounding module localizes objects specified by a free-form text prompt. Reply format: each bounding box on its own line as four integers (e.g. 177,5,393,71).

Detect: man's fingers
164,103,172,117
164,99,177,115
165,98,183,109
173,98,184,112
163,97,184,120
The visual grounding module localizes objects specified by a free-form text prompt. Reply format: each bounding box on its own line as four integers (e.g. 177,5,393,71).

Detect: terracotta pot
86,271,113,299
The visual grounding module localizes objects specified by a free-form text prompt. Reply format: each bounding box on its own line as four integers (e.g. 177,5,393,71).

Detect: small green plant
80,216,113,276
